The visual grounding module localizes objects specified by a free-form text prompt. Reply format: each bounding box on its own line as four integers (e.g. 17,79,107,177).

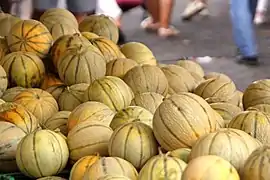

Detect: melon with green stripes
130,92,164,114
1,87,26,102
69,155,100,179
241,145,270,180
36,177,66,180
106,58,138,79
0,64,7,96
84,157,138,180
16,129,69,178
0,36,9,60
228,110,270,144
67,101,115,132
138,150,187,180
0,15,21,37
40,8,78,30
7,19,53,58
0,51,45,88
109,106,153,130
152,92,220,151
13,88,59,124
67,121,113,162
109,121,158,169
58,83,89,111
89,37,125,63
123,65,169,96
189,128,262,171
42,111,71,136
0,102,39,134
49,23,80,41
45,84,67,101
50,33,91,67
79,14,119,44
0,121,26,172
84,76,134,111
57,45,106,86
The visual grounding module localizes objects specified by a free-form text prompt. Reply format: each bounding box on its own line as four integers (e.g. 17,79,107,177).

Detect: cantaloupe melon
189,128,262,170
67,101,115,131
83,157,138,180
67,121,113,162
0,121,26,172
109,122,158,169
16,129,69,178
1,87,26,102
84,76,134,111
123,65,168,96
109,106,153,130
228,111,270,144
138,150,187,180
153,92,219,150
182,155,240,180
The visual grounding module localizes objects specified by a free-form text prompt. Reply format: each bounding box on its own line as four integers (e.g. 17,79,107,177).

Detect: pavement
121,0,270,91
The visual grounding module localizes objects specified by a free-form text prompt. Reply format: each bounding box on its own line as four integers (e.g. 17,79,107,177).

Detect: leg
67,0,96,23
159,0,174,28
145,0,159,23
230,0,258,64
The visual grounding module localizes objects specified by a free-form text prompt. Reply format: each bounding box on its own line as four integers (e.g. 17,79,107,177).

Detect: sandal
158,26,180,38
182,1,206,21
140,17,160,31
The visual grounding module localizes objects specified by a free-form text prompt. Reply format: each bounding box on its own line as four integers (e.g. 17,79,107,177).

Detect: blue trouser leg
230,0,258,57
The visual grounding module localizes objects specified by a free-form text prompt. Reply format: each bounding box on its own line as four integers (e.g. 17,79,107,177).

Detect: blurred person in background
0,0,11,13
181,0,209,21
254,0,268,25
143,0,179,37
32,0,96,23
231,0,258,65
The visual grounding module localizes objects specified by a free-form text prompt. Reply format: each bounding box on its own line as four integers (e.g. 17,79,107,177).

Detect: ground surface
121,0,270,91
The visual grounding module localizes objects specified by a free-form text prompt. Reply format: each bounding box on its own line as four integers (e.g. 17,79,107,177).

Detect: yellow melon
49,23,80,41
241,145,270,180
106,58,138,79
120,42,157,65
176,60,204,77
70,155,100,179
42,111,71,136
228,111,270,144
109,122,158,169
109,106,153,130
182,155,240,180
210,102,242,126
0,36,9,60
189,128,262,170
13,88,59,124
57,45,105,86
67,101,115,131
16,129,69,178
83,157,138,180
169,148,191,163
123,65,168,96
97,175,131,180
247,104,270,114
153,92,219,150
130,92,164,114
1,87,25,102
67,121,113,162
204,72,232,81
81,31,99,40
194,76,236,103
84,76,134,111
58,83,89,111
0,15,21,37
161,64,197,94
7,20,53,58
243,79,270,109
138,150,187,180
89,37,124,63
45,84,66,101
0,121,26,172
0,102,39,133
